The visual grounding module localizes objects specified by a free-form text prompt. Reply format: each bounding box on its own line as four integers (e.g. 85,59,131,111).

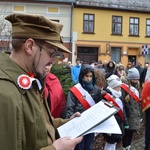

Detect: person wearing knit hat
127,67,140,88
0,13,83,150
127,68,140,80
103,75,129,150
94,60,106,75
121,67,142,150
107,74,122,89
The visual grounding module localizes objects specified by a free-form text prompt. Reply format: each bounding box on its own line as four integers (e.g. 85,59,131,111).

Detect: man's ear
24,38,35,55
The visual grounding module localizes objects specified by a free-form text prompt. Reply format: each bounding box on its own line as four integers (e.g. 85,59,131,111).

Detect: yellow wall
73,7,150,66
73,8,150,43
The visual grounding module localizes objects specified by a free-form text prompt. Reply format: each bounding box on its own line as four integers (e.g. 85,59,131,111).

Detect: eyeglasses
36,42,59,57
46,48,59,57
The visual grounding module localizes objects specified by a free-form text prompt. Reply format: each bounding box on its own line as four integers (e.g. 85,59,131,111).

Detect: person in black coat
140,66,148,88
66,64,102,150
105,61,118,79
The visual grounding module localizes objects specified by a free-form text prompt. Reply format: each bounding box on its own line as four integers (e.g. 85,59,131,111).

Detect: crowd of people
52,58,148,150
0,12,150,150
71,59,143,150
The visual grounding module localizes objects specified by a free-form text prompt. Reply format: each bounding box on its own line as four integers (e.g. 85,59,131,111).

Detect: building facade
0,0,75,61
72,0,150,66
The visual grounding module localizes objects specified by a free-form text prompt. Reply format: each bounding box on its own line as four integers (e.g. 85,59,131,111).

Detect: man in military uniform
0,13,82,150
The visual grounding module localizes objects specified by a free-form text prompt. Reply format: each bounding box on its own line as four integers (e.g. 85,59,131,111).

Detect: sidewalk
116,138,144,150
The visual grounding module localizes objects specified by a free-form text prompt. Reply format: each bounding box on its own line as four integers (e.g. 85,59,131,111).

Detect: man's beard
36,72,43,80
32,65,45,80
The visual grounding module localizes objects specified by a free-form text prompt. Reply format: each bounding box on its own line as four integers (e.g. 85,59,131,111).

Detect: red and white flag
142,63,150,112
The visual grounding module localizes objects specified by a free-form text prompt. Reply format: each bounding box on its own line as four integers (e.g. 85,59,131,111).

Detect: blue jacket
71,65,81,83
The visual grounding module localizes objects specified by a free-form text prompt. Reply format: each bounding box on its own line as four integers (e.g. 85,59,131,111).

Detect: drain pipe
70,2,74,64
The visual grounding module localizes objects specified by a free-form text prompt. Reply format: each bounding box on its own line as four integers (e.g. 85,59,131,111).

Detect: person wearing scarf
121,68,142,150
103,75,129,150
66,64,102,150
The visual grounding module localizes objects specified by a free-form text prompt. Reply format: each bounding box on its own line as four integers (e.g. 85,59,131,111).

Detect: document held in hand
57,100,120,139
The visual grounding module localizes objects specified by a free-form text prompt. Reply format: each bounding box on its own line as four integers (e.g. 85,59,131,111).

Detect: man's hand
70,112,81,119
53,136,83,150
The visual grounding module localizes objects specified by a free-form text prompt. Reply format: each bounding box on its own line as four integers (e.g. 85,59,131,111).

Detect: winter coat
45,73,66,118
103,88,129,144
66,64,102,118
0,52,68,150
121,84,141,130
140,67,147,88
71,65,81,84
105,61,118,79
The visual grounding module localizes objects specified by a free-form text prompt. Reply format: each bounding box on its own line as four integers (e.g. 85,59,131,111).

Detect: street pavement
117,137,145,150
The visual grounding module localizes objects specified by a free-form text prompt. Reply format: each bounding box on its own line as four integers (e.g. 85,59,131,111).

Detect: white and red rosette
17,74,32,89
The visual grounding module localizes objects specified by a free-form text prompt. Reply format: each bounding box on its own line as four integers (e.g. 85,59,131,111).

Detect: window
112,16,122,35
83,14,94,33
51,20,59,22
13,5,25,12
146,19,150,36
77,47,98,54
77,47,98,64
111,47,121,64
47,7,59,14
129,17,139,36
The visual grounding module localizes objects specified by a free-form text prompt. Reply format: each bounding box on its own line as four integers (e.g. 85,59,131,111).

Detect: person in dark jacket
105,61,118,79
66,64,102,150
135,60,144,76
140,67,147,88
121,68,142,150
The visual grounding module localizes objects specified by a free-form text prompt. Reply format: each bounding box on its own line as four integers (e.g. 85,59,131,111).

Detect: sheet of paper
83,115,122,135
57,100,118,139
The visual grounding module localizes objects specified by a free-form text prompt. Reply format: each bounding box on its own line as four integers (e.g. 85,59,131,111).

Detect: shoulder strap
103,93,124,122
121,83,140,104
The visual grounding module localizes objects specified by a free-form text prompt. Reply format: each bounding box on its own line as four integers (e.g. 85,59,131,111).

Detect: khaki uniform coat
0,52,68,150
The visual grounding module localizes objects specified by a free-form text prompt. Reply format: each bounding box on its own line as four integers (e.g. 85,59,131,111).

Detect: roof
3,0,76,4
75,0,150,12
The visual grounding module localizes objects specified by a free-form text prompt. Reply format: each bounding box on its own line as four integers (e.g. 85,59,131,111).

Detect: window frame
146,18,150,37
129,17,139,36
110,47,122,64
112,15,122,35
46,6,60,14
83,13,95,34
12,5,26,12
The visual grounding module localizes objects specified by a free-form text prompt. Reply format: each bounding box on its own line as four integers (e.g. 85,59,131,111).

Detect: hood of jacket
79,64,95,86
106,60,116,70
